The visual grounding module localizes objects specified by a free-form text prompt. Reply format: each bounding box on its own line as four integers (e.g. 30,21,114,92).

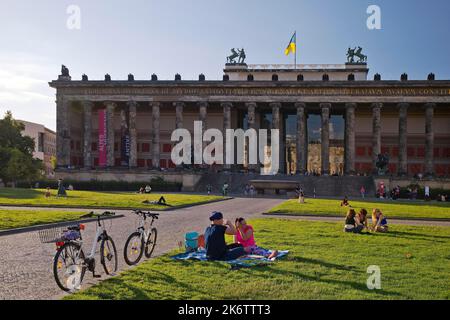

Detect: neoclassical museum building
49,59,450,192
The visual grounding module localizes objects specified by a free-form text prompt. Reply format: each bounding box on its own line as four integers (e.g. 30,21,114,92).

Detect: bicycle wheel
144,228,157,258
53,242,85,292
124,232,144,266
100,236,118,275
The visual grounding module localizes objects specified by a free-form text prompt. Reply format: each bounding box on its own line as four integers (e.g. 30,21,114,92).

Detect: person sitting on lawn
340,196,351,207
234,217,278,259
371,208,388,232
204,211,246,261
356,209,369,230
344,209,365,233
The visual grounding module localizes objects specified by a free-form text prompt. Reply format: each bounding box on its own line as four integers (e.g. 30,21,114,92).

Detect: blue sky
0,0,449,130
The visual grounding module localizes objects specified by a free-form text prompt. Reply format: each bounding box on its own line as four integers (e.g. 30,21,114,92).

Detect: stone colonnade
56,100,437,176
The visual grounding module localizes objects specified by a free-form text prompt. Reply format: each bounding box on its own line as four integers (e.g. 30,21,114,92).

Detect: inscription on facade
60,86,450,97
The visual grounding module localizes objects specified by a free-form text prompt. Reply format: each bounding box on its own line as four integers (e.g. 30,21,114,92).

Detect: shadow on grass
264,265,404,298
379,230,450,243
0,188,44,199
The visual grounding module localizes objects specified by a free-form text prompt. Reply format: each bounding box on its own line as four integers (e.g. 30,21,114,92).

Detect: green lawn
0,209,87,230
0,188,223,210
67,219,450,300
267,198,450,220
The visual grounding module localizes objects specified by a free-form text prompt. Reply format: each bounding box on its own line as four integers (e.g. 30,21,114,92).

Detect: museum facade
49,62,450,185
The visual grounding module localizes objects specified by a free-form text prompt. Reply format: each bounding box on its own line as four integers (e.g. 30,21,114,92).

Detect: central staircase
194,172,375,198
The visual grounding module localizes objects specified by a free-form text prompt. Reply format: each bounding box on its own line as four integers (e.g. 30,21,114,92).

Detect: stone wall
55,170,202,191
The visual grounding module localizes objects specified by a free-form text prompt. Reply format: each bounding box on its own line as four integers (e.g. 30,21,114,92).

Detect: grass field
267,198,450,220
0,209,87,230
66,219,450,300
0,188,223,210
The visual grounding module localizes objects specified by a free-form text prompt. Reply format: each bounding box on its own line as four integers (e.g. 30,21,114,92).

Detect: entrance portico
50,63,450,180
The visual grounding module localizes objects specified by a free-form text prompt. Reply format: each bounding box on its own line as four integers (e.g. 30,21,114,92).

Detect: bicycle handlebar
79,211,116,219
132,210,159,219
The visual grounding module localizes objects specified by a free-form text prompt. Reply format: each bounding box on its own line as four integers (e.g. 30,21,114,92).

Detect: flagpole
294,31,297,70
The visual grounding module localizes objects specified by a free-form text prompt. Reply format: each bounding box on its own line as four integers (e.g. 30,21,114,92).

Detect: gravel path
1,197,448,300
0,197,283,300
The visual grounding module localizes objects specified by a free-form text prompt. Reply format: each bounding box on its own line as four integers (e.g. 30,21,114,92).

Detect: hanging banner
120,109,130,166
98,109,107,167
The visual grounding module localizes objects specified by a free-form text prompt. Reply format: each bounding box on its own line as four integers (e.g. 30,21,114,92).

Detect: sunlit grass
267,198,450,220
0,188,223,210
67,219,450,300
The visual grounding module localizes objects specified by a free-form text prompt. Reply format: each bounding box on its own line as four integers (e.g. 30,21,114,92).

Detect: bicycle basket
37,227,65,243
37,227,81,244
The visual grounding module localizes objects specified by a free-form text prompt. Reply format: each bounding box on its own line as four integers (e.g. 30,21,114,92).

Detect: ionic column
198,101,208,130
198,102,208,167
344,103,357,175
271,103,284,174
320,103,331,175
151,102,161,169
127,101,138,168
105,102,116,167
174,102,184,130
222,102,232,170
398,103,409,176
371,103,382,173
82,101,93,169
424,103,435,177
295,103,307,174
56,95,71,168
246,102,258,171
174,102,184,169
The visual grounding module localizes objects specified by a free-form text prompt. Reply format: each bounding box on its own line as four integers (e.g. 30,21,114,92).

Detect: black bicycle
124,210,159,266
39,211,118,292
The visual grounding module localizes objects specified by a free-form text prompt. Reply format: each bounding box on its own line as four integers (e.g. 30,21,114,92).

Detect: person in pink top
234,217,278,259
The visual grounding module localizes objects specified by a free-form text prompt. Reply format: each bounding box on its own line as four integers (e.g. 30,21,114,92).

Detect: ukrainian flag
284,32,296,56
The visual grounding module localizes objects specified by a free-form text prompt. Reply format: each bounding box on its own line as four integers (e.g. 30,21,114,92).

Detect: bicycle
123,210,159,266
39,211,118,292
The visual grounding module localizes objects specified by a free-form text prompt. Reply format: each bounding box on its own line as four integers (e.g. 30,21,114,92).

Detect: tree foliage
0,111,44,185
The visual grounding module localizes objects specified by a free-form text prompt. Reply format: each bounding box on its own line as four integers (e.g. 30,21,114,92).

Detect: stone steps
195,173,375,197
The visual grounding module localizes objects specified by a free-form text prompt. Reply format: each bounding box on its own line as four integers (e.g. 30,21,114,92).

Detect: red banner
98,109,107,167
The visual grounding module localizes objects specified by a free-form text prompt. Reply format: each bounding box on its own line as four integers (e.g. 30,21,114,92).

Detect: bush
16,178,182,192
398,184,450,200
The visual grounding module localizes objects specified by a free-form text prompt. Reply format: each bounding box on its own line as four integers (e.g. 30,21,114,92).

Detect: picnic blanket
171,248,289,268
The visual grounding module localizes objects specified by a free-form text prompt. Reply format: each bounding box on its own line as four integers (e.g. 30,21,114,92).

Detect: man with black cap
204,211,246,261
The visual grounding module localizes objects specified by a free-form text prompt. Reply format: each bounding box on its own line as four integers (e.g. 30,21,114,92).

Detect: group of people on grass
344,208,388,233
204,211,278,261
340,196,388,233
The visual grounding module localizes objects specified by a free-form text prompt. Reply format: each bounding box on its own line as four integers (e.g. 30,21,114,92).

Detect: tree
0,111,44,186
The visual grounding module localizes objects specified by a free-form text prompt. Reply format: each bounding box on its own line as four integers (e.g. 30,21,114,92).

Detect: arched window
272,74,279,81
322,74,329,81
348,73,355,81
297,74,304,81
247,74,254,81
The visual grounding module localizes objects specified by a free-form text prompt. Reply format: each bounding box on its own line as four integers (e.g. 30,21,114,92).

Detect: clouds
0,53,55,130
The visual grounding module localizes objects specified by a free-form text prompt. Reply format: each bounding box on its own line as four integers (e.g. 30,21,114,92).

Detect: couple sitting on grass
204,211,278,261
344,208,388,233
